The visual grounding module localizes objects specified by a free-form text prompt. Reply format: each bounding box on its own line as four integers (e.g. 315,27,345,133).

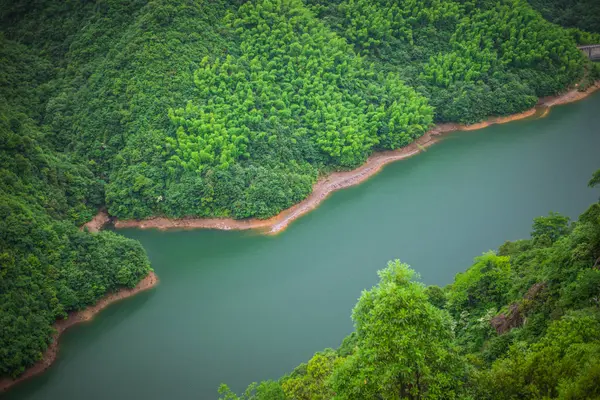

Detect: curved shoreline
114,82,599,235
0,271,159,393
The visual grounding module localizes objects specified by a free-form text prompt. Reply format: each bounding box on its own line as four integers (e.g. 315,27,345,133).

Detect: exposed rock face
524,282,546,300
491,303,523,335
490,282,547,334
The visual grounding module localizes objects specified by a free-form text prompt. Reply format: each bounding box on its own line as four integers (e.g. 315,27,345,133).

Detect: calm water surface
6,94,600,399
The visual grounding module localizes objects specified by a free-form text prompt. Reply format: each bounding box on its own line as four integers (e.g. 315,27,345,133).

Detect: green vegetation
0,5,151,379
527,0,600,34
162,0,432,219
219,171,600,399
1,0,599,386
2,0,597,223
309,0,597,123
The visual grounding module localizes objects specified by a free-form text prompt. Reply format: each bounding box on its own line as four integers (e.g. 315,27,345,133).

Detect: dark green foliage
527,0,600,34
0,17,150,379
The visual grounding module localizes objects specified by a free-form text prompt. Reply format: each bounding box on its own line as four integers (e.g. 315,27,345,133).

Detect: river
4,93,600,399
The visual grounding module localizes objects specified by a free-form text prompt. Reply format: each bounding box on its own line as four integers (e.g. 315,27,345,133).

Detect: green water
5,94,600,399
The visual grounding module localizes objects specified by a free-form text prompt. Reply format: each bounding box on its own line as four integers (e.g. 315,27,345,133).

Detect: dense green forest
219,172,600,399
527,0,600,34
1,0,599,385
0,3,151,379
2,0,598,222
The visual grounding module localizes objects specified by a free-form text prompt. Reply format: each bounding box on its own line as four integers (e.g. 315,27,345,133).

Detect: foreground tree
331,261,466,400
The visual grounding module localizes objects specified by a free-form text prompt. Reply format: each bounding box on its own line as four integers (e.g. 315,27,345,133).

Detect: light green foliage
422,48,497,88
169,0,432,171
335,0,461,54
331,261,466,399
280,349,342,399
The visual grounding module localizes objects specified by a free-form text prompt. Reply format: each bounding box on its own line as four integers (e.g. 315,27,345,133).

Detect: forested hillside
1,0,599,385
2,0,598,223
219,172,600,399
0,31,150,378
308,0,599,123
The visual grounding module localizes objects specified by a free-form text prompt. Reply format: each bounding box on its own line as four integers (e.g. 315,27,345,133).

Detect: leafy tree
331,261,466,399
531,212,571,245
218,381,285,400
